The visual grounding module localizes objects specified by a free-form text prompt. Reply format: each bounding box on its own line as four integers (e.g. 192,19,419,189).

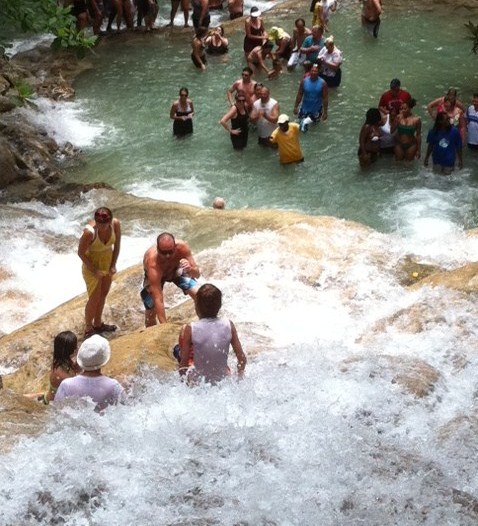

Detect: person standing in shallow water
78,207,121,338
220,90,249,150
170,88,194,137
360,0,382,38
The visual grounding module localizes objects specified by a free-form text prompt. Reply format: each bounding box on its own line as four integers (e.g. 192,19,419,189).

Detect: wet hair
157,232,175,247
179,87,189,96
433,111,450,131
242,66,253,75
217,26,225,36
303,61,313,72
402,98,416,109
446,88,458,99
295,18,306,27
443,95,455,108
365,108,382,126
196,283,222,318
262,40,274,49
52,331,78,370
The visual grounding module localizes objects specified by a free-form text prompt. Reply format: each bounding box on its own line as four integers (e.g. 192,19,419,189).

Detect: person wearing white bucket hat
55,335,124,411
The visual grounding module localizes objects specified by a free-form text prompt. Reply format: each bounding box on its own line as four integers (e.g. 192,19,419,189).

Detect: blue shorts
140,276,199,310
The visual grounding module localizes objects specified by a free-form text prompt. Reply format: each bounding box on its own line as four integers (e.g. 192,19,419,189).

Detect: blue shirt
301,35,324,63
300,76,326,115
427,127,462,167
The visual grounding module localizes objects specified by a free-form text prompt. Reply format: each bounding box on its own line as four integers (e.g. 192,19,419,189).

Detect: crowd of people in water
13,0,478,409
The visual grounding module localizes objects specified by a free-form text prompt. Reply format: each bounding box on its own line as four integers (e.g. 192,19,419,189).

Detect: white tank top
191,317,232,383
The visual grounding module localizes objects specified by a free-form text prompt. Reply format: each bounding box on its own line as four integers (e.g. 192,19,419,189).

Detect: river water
1,2,478,524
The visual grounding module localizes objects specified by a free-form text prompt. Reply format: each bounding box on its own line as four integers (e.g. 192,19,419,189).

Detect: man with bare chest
361,0,382,38
227,67,257,112
141,232,200,326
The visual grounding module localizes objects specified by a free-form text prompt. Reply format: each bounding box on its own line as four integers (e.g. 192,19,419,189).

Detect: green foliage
10,79,37,108
0,0,96,57
464,20,478,54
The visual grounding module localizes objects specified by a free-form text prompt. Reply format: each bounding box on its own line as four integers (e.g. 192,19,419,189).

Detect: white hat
250,6,261,17
77,334,111,371
278,114,289,124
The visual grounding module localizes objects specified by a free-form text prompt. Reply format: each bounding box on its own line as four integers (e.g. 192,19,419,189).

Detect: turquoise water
67,3,478,232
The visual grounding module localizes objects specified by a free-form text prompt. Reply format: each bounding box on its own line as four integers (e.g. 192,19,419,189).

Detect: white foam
17,97,107,148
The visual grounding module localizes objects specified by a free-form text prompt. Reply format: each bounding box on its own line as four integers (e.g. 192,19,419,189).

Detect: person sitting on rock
55,334,124,412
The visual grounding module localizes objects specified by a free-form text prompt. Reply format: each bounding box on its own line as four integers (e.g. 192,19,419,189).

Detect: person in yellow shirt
270,114,304,164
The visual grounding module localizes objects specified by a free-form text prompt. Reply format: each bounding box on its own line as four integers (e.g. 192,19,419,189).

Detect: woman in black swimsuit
219,90,249,150
170,87,195,137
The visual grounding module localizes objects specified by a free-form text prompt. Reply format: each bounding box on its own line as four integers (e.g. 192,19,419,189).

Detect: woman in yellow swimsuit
78,207,122,338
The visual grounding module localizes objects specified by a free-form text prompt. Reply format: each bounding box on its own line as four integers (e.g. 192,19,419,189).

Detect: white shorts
287,50,306,69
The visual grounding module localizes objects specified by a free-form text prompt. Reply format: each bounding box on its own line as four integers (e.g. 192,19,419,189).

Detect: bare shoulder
175,240,192,256
143,245,157,265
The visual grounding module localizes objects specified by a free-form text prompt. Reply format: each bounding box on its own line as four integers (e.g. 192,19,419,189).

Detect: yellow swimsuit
82,224,116,297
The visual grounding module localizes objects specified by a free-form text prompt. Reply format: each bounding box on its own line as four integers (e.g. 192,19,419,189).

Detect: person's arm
230,321,247,378
249,103,259,123
110,218,121,274
188,99,195,119
358,124,370,158
267,101,279,125
293,80,304,115
423,142,433,167
144,255,167,323
227,81,238,106
457,112,466,144
415,118,422,159
426,97,441,119
179,324,193,375
373,0,382,14
456,145,463,169
321,82,328,121
177,242,200,278
78,226,104,278
220,106,240,134
170,101,179,120
257,52,273,77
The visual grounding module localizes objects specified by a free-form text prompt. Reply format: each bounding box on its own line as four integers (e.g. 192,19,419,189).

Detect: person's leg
181,0,189,26
404,143,417,161
168,0,180,25
145,308,157,326
85,281,103,334
394,143,404,161
123,0,134,29
93,275,113,328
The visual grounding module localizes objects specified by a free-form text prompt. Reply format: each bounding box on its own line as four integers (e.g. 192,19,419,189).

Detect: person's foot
94,323,117,333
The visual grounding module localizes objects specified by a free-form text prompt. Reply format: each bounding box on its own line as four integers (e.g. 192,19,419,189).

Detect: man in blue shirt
293,63,328,132
299,25,324,64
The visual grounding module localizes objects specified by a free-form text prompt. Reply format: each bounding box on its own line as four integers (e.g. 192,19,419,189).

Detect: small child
178,283,247,385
